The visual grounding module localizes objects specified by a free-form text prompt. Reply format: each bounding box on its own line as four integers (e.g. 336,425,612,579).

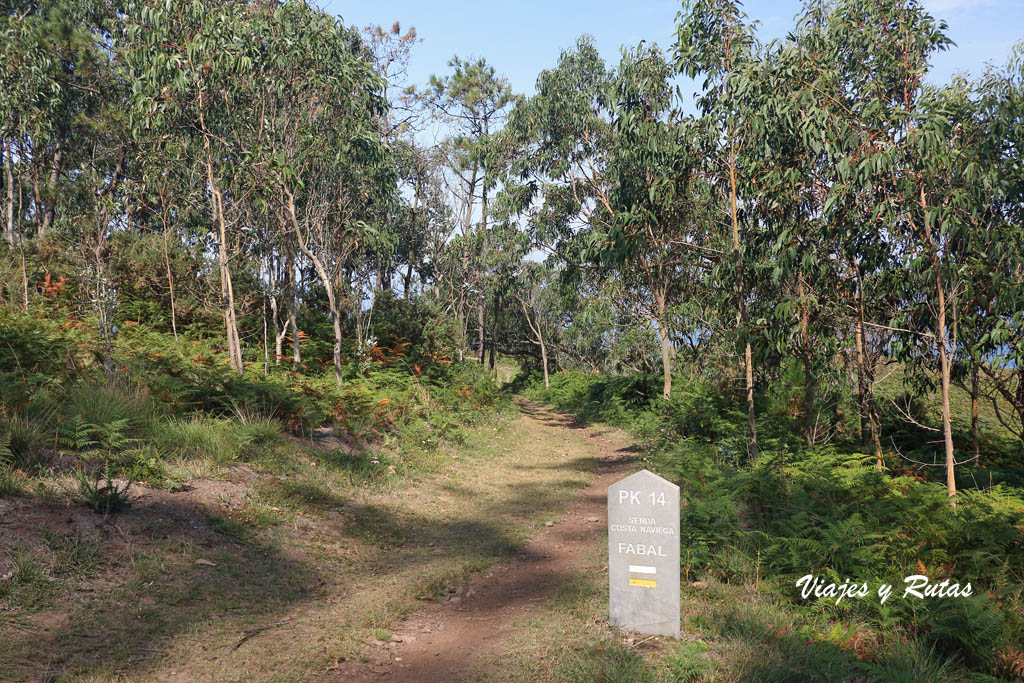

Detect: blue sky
320,0,1023,99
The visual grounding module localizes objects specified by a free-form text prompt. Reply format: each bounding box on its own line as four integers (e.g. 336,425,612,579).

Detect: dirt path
325,400,635,682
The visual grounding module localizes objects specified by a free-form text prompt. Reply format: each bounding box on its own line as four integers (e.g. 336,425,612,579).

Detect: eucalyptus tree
507,38,715,398
391,140,437,298
250,1,392,384
2,0,119,324
675,0,762,453
951,50,1024,444
745,24,857,448
0,5,54,301
601,44,716,400
768,3,897,463
505,37,614,272
1,1,112,241
796,0,986,502
513,261,558,388
122,0,262,375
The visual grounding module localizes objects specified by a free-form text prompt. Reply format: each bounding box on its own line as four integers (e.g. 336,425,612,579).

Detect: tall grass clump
153,415,283,466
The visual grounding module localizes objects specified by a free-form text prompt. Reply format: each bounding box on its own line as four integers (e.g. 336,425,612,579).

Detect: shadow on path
323,400,638,683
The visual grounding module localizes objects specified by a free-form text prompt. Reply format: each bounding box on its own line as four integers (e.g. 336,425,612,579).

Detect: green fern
926,595,1007,667
58,415,99,454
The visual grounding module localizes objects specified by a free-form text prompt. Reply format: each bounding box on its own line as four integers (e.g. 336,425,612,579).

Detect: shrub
370,291,460,362
75,466,132,515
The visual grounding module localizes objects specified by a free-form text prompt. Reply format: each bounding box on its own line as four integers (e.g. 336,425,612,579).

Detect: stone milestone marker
607,470,680,639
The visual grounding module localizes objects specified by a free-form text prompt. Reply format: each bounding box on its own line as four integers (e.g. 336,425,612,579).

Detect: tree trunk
520,297,550,389
204,151,242,375
799,274,815,446
211,179,242,375
405,180,420,298
655,290,672,400
287,192,343,384
659,326,673,401
3,140,13,248
919,189,957,505
15,152,27,310
477,301,485,365
266,278,274,378
971,360,980,458
540,341,550,389
854,320,869,446
162,222,178,341
728,141,757,457
461,164,478,358
936,291,957,504
489,293,498,372
39,134,62,236
286,246,301,368
289,296,301,368
270,292,284,364
479,126,490,368
199,91,242,376
404,260,414,298
851,263,884,470
20,248,28,311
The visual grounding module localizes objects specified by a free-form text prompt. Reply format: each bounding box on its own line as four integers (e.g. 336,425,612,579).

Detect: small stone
544,521,554,527
394,657,402,662
586,516,599,522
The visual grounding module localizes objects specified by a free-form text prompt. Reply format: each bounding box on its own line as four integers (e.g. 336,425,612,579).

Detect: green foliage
0,422,11,465
548,642,655,683
0,546,52,609
0,464,21,497
666,640,709,681
153,415,282,466
866,639,960,683
75,465,132,515
370,292,461,362
3,0,1023,676
925,595,1006,668
5,412,51,471
522,369,1024,677
0,305,506,501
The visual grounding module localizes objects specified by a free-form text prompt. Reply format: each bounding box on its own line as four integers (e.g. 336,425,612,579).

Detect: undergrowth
516,369,1024,680
0,309,507,499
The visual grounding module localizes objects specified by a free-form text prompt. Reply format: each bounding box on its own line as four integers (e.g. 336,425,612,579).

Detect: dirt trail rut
325,401,636,682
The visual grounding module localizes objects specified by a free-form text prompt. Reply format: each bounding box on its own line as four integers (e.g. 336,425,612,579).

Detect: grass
0,400,598,681
493,544,974,682
0,465,23,496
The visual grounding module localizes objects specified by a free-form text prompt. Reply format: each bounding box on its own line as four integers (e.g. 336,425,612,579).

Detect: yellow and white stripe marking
628,565,656,588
